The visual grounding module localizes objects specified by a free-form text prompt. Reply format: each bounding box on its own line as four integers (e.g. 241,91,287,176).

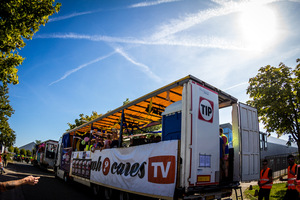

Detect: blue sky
10,0,300,147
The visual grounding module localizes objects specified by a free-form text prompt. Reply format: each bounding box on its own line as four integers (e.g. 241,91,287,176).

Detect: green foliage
123,98,130,105
8,145,14,153
247,59,300,146
0,0,61,85
20,148,26,156
26,149,31,156
6,153,12,161
0,0,61,147
67,111,103,131
13,146,19,154
32,148,36,156
0,84,15,147
35,140,41,144
244,183,287,200
133,124,162,134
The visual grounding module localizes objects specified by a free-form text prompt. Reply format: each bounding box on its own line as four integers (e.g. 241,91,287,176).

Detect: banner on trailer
71,151,92,179
90,140,178,198
61,148,72,172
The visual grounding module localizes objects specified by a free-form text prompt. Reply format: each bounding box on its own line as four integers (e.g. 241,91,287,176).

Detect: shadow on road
0,162,97,200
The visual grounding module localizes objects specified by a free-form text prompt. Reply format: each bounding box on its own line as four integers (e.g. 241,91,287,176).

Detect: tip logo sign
198,97,214,123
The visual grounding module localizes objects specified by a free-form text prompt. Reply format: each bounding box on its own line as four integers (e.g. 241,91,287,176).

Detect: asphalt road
0,161,97,200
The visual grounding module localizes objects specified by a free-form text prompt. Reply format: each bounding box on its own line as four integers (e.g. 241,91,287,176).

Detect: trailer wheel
104,187,113,200
91,184,101,197
119,191,130,200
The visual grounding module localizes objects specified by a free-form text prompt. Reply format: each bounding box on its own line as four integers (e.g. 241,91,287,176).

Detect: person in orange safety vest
280,154,299,200
258,159,273,200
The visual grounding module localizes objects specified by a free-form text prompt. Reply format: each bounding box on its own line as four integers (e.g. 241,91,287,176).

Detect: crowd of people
74,128,162,152
89,129,120,151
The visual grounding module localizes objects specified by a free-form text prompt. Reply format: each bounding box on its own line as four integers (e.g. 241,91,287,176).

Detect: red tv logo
148,156,176,184
198,97,214,123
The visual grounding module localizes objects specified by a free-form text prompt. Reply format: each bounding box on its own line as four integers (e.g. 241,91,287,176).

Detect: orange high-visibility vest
288,163,297,190
260,168,273,189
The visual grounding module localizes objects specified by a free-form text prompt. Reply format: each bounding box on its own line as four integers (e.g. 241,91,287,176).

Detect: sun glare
238,5,278,51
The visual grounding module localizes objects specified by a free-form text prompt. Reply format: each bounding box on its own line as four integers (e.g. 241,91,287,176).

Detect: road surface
0,161,96,200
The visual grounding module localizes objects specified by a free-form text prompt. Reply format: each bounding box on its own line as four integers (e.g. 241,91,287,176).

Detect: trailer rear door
238,103,260,181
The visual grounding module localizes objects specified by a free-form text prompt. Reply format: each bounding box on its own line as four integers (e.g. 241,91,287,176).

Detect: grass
244,183,287,200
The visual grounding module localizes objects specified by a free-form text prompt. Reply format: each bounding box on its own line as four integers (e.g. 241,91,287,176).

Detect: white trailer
54,75,260,199
35,140,58,169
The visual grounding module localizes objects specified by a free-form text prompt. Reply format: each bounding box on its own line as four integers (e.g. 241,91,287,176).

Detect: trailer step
233,187,243,200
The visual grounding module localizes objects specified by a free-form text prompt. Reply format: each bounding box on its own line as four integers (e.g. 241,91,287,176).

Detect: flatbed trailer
54,75,260,199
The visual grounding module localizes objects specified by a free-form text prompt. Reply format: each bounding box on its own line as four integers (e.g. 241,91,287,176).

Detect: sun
238,5,278,51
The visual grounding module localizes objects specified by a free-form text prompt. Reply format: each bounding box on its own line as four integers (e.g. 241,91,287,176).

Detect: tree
20,148,26,156
35,140,42,144
14,146,19,154
0,84,16,147
32,148,36,157
247,59,300,155
26,150,31,157
67,111,103,131
8,145,14,153
133,124,162,135
123,98,130,105
67,98,132,131
0,0,61,84
0,0,61,147
66,98,133,131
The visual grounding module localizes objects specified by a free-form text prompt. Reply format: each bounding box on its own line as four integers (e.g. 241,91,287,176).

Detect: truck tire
119,191,130,200
104,187,113,200
91,184,101,197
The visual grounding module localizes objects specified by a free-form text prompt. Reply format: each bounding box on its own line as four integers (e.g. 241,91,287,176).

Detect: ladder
233,186,243,200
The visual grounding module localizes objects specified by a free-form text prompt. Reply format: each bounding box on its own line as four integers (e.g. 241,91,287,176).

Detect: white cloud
36,33,148,44
49,51,116,86
153,36,252,50
46,37,162,85
114,47,162,82
150,0,280,40
48,0,181,23
49,10,99,22
36,33,253,51
128,0,181,8
44,0,285,86
223,82,248,91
